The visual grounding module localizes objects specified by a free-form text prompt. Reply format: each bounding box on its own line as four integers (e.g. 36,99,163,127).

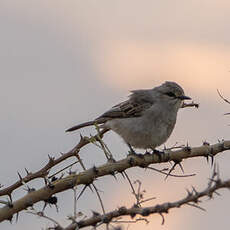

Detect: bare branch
123,172,140,206
63,176,230,229
0,140,230,222
0,129,109,197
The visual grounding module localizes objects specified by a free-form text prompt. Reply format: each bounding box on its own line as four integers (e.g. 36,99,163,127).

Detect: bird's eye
165,92,176,98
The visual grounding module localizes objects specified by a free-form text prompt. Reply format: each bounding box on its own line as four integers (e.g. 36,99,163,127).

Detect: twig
123,172,140,206
186,203,206,211
92,183,106,214
63,174,230,229
146,166,196,178
27,210,63,230
217,89,230,104
73,188,77,219
48,161,79,179
181,102,199,108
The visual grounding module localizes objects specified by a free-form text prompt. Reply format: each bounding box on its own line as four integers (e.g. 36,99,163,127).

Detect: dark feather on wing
96,89,154,120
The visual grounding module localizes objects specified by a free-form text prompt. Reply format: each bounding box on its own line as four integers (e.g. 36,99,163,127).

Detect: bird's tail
65,119,106,132
65,121,96,132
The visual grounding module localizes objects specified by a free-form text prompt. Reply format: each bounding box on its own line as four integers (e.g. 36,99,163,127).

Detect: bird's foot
151,149,165,162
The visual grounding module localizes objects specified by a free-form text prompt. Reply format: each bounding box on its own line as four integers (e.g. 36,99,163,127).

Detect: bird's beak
178,95,191,100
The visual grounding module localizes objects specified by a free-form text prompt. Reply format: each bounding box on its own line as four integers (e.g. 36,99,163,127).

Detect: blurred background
0,0,230,229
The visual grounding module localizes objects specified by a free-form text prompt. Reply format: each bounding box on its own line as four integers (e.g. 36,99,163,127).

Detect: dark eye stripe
165,92,176,98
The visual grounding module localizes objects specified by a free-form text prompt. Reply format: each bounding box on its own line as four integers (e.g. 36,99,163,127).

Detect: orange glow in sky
95,40,230,95
106,174,192,230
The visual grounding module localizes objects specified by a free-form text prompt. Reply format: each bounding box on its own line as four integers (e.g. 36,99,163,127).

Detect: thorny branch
0,129,109,197
0,140,230,222
62,167,230,229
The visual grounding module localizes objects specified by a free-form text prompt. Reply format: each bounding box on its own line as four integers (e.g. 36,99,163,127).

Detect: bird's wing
96,89,154,120
66,90,154,132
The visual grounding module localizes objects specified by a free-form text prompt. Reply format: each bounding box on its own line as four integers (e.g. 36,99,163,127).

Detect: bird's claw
151,149,165,162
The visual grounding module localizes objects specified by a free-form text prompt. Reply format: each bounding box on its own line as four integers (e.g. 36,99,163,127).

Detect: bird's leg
151,148,165,162
127,143,137,155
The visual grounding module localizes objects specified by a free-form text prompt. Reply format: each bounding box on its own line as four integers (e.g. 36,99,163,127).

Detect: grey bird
66,81,191,151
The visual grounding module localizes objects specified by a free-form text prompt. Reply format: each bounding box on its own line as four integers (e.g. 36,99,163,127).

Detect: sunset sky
1,1,230,229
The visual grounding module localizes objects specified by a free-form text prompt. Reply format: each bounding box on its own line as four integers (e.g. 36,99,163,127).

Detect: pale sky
0,1,230,230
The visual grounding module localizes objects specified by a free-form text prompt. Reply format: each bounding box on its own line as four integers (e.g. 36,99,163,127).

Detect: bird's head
156,81,191,109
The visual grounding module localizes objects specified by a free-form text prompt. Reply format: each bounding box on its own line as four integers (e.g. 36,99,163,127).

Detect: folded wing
66,89,155,132
96,89,154,120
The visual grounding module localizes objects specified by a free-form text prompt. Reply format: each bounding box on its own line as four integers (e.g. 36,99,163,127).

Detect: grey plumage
66,81,191,150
